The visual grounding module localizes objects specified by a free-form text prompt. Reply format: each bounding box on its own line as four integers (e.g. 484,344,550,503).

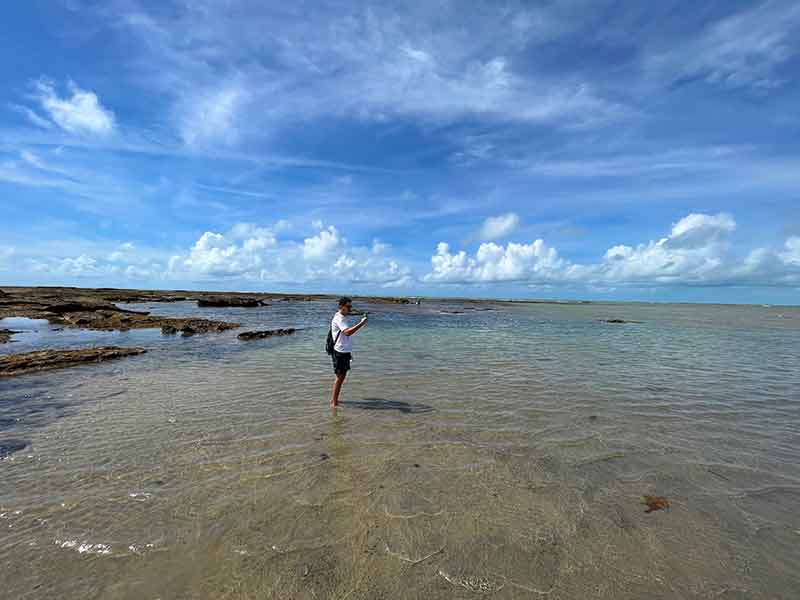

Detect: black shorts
332,351,352,375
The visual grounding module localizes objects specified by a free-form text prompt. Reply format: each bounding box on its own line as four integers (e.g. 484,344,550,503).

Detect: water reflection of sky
1,316,164,355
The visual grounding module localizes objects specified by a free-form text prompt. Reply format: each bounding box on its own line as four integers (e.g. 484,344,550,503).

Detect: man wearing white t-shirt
330,296,368,407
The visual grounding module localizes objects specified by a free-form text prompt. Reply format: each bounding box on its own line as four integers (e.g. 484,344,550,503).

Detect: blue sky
1,0,799,303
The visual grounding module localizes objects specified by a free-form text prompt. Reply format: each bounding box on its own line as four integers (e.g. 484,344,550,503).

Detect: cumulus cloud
479,213,520,240
427,213,800,287
584,213,736,284
12,221,411,287
30,79,115,135
26,243,164,280
427,239,564,283
181,225,277,277
11,214,799,291
170,221,411,286
303,226,342,262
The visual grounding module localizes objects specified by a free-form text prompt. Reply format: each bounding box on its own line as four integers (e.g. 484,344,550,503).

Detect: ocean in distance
1,298,799,599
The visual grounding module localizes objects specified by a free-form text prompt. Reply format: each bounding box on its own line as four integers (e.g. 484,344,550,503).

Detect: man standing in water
330,297,368,407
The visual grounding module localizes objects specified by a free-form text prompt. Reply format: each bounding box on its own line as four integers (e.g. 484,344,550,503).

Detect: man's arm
343,315,368,337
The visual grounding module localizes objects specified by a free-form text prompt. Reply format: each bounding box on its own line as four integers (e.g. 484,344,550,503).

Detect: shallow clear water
1,300,799,599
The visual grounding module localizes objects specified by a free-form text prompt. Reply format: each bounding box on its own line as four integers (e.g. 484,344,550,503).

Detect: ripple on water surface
0,300,799,598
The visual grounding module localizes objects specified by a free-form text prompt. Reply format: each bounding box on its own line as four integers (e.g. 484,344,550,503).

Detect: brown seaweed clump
643,495,670,513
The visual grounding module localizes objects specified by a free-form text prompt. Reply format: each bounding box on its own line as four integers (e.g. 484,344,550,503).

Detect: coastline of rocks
0,287,241,335
0,285,601,375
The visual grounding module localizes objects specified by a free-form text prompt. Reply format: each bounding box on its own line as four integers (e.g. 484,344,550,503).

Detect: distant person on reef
329,297,368,407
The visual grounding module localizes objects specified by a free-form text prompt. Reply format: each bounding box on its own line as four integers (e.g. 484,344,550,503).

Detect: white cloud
371,239,389,254
8,214,799,291
427,213,800,287
182,225,277,277
109,1,624,138
31,79,116,135
779,237,800,266
479,213,520,240
647,2,800,90
169,221,411,285
20,150,46,169
426,238,564,283
180,84,248,147
12,104,55,130
581,213,737,284
54,255,102,276
107,242,136,262
303,226,342,261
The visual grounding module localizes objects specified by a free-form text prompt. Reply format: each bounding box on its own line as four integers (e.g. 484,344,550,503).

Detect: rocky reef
197,297,268,308
237,328,296,340
0,347,147,377
0,287,239,335
0,329,19,344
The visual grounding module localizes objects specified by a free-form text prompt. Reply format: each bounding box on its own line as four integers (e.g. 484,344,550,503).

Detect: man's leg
331,372,346,407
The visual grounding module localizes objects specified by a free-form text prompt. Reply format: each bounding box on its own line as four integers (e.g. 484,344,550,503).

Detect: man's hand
361,314,369,323
344,313,368,336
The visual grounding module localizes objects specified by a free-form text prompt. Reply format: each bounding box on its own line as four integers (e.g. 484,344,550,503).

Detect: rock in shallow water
599,318,641,324
0,439,28,458
237,328,296,340
0,347,147,377
0,329,19,343
197,297,267,308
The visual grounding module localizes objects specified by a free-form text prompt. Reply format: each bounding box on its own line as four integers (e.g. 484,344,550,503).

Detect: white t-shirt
331,312,352,353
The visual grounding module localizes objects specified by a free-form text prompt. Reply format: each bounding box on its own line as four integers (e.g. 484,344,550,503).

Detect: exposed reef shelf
0,347,147,377
197,297,268,308
0,287,240,335
237,328,296,340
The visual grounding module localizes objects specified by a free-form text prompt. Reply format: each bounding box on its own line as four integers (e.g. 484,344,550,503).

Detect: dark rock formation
161,325,178,335
45,301,148,315
0,329,19,343
197,297,267,308
600,319,641,324
0,439,28,458
0,347,147,377
237,328,296,340
0,288,240,336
